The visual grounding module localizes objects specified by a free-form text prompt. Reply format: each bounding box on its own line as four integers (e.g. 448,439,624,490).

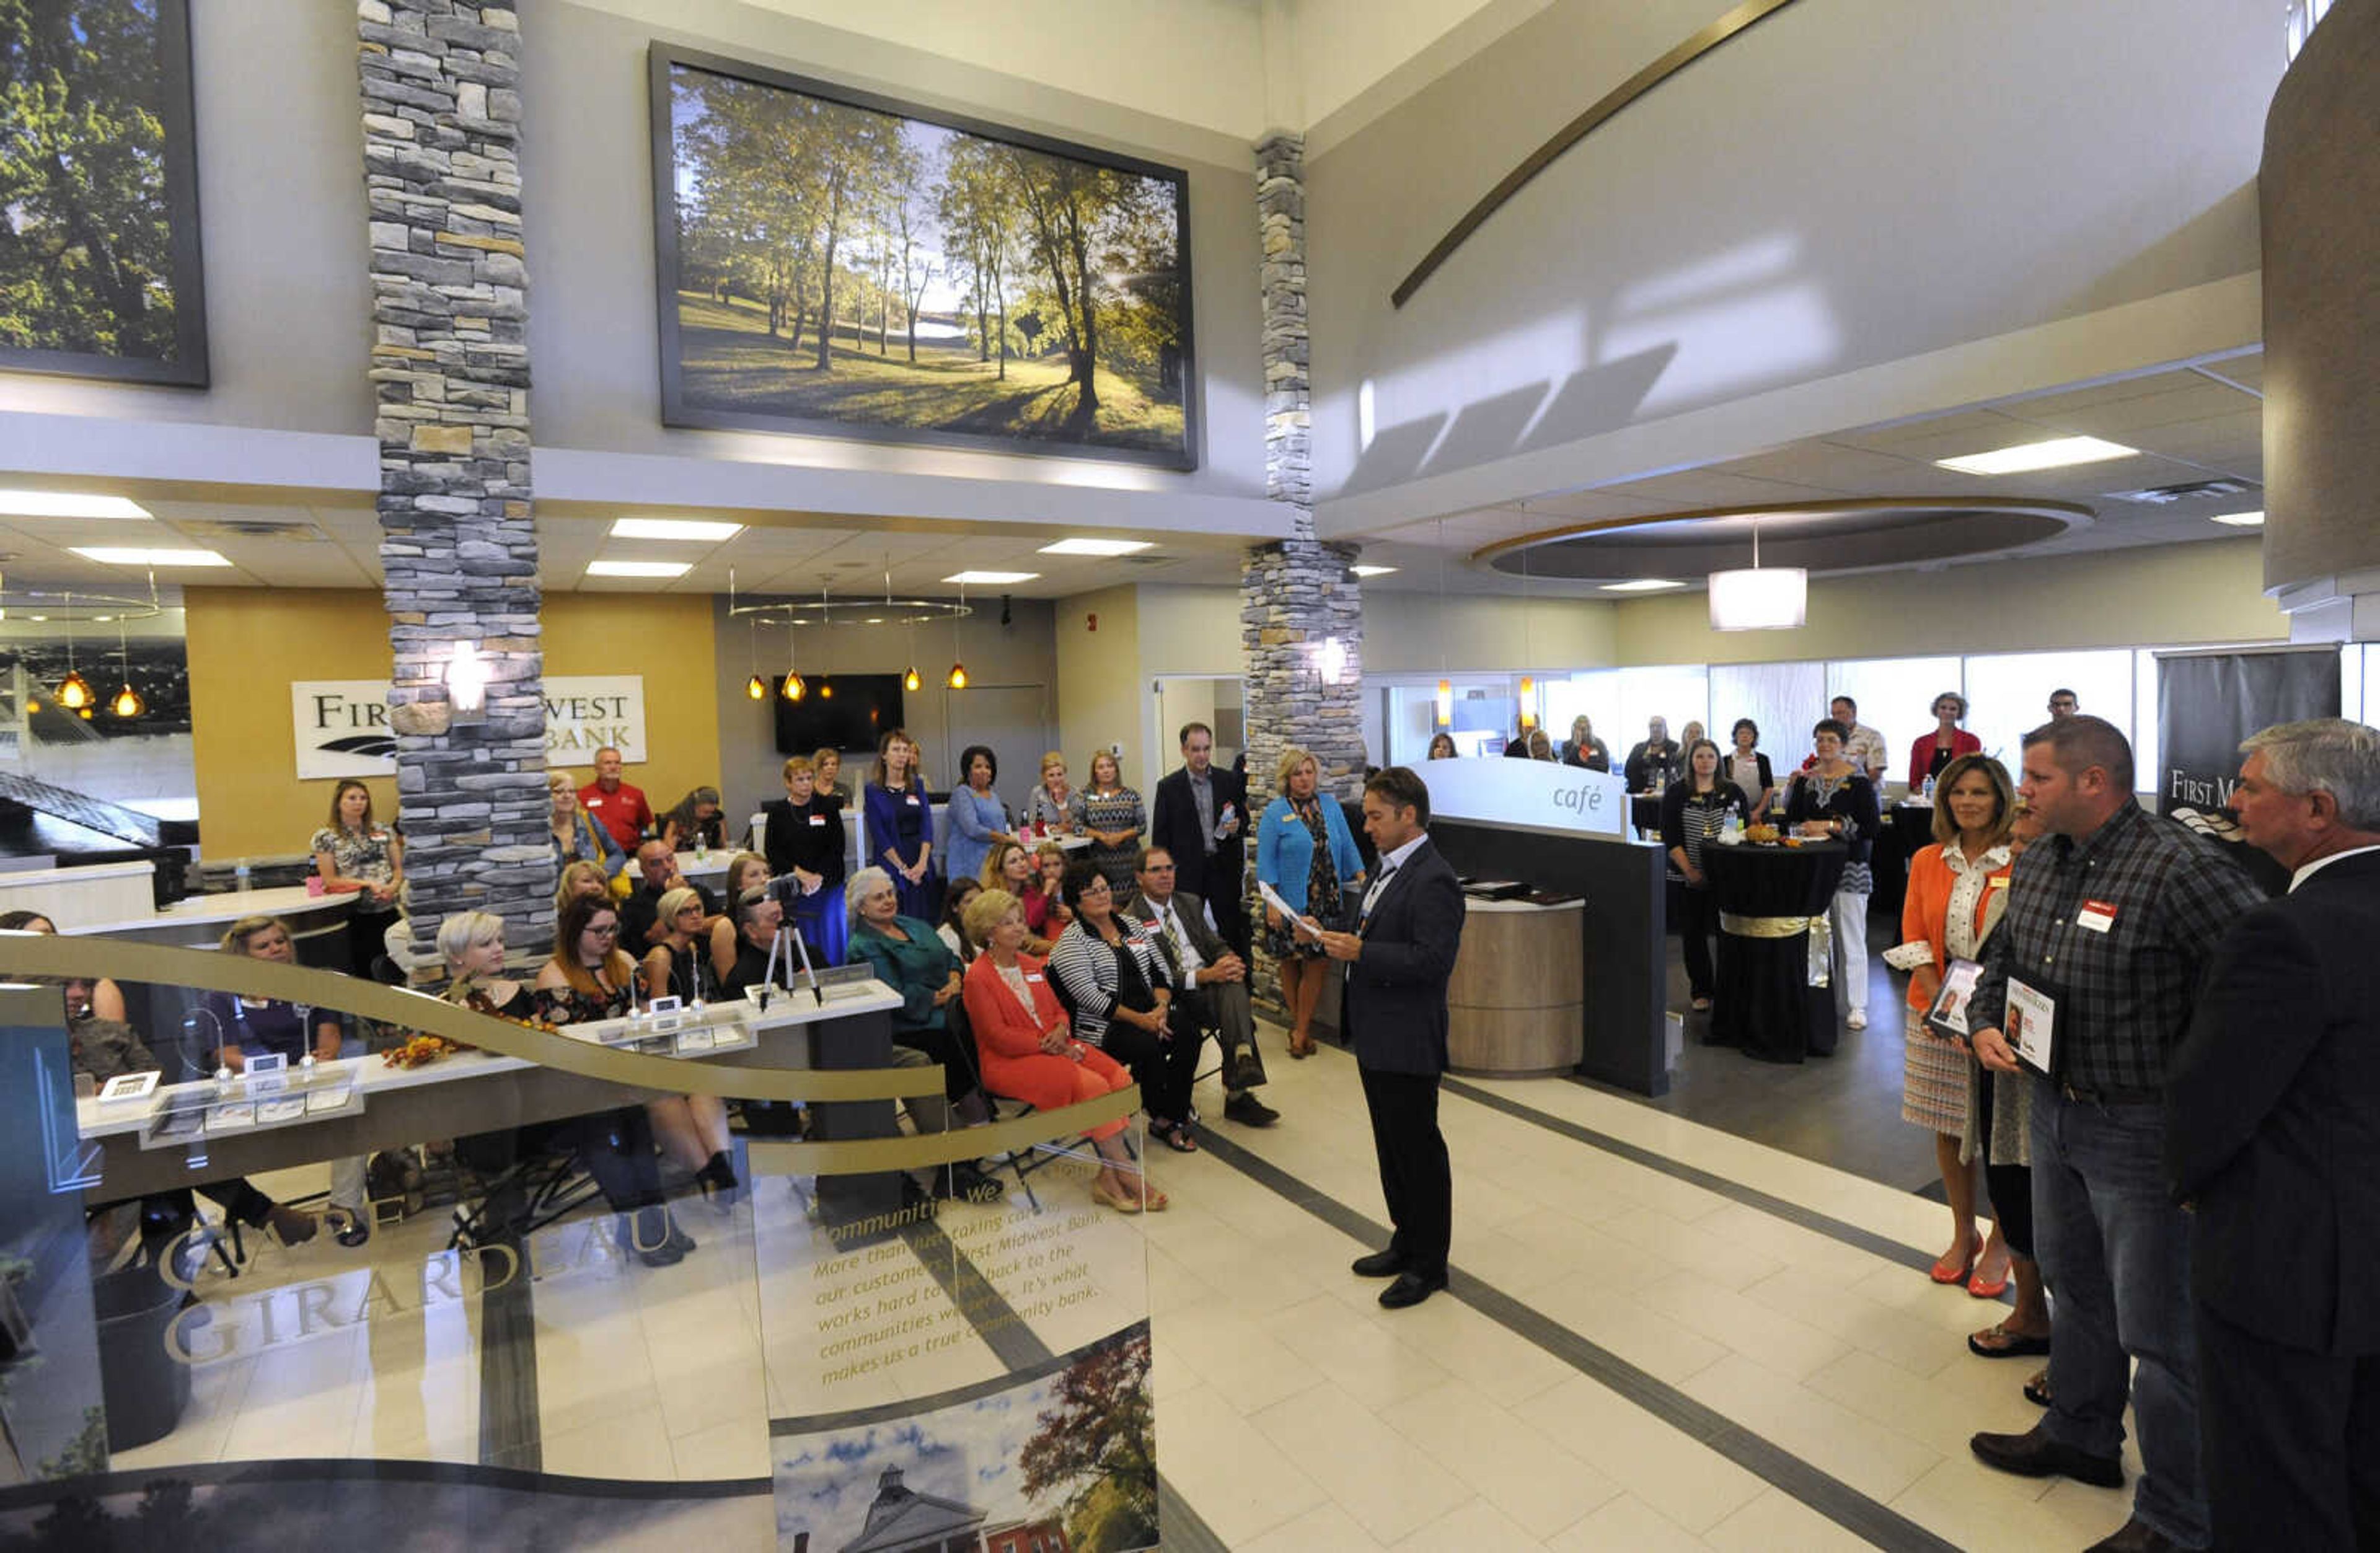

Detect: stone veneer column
1245,131,1366,1005
358,0,550,966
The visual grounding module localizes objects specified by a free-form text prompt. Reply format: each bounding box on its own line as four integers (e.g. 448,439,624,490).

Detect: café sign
291,675,646,779
1418,755,1629,838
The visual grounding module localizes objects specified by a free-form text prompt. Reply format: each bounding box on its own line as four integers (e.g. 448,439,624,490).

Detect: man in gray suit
1124,845,1277,1127
2166,718,2380,1552
1311,766,1466,1309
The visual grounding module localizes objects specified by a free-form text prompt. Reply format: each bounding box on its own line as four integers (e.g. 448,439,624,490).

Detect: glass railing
0,936,1153,1550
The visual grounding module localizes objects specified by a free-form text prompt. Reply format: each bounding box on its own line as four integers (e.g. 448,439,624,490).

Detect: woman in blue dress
941,743,1015,889
864,727,939,919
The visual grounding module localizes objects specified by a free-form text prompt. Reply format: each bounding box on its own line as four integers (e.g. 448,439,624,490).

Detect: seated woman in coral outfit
960,888,1160,1214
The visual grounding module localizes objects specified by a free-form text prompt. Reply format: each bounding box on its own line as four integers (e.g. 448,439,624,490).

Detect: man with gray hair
2165,718,2380,1551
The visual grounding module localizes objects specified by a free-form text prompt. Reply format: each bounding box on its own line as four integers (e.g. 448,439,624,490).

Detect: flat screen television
772,673,906,756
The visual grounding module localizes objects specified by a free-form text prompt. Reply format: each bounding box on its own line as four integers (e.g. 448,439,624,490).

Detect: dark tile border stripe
1195,1127,1960,1553
477,1228,541,1471
0,1457,769,1508
1450,1073,1999,1293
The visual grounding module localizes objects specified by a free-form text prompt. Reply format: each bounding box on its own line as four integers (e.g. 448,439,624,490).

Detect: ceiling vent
175,517,329,542
2102,478,2255,506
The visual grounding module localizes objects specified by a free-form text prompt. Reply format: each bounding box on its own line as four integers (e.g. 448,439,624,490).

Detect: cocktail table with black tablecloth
1702,838,1848,1063
1870,802,1936,915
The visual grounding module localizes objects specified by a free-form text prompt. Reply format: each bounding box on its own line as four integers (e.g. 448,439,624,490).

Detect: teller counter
1447,896,1585,1078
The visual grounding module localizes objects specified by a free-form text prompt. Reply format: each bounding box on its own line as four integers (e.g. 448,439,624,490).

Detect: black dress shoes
2081,1518,2182,1552
1968,1425,2123,1488
1378,1270,1447,1309
1223,1091,1280,1127
1350,1248,1408,1278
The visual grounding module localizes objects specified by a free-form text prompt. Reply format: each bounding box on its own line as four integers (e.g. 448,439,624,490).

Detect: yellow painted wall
1608,539,2285,666
186,588,721,861
1053,584,1146,790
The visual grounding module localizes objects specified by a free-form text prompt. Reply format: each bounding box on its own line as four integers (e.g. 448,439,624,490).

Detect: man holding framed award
1962,716,2263,1553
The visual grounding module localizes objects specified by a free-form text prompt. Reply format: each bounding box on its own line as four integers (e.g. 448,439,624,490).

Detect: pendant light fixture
56,592,93,711
815,584,834,698
108,613,144,718
734,569,765,699
1518,547,1538,733
780,606,805,701
945,579,969,690
890,560,922,690
1434,520,1452,726
1707,515,1807,631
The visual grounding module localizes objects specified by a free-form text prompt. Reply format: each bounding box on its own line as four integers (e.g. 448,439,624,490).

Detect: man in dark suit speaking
1309,765,1465,1309
2166,718,2380,1552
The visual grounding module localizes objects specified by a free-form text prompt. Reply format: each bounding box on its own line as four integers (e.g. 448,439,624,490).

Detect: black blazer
2166,848,2380,1355
1334,836,1465,1076
762,795,846,886
1149,765,1246,908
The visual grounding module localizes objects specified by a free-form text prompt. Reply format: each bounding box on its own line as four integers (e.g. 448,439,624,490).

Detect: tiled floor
100,929,2125,1549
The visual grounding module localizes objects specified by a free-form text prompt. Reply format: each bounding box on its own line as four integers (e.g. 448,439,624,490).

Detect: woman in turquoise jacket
1254,745,1365,1059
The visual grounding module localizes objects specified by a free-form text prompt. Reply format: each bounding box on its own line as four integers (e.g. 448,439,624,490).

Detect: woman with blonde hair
1254,746,1364,1058
547,769,627,881
313,778,403,975
555,858,615,913
640,884,738,1200
1025,750,1082,834
1077,749,1145,892
865,728,938,919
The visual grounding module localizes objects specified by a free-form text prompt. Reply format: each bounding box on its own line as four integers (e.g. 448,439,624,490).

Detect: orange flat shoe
1968,1268,2012,1299
1930,1251,1976,1285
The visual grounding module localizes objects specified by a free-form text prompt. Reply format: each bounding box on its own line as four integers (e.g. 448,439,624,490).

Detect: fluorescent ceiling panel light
586,560,690,578
1600,578,1683,592
0,491,152,520
71,547,230,566
942,570,1038,585
1037,538,1152,557
2208,509,2265,527
1934,436,2136,476
610,517,744,542
1349,564,1398,577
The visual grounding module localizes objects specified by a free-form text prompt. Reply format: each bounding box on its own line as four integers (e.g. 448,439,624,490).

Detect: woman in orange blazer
961,888,1161,1213
1883,754,2017,1295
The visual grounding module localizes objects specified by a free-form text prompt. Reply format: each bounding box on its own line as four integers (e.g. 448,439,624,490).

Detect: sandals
2024,1370,2052,1408
1152,1120,1199,1154
1091,1179,1144,1215
1287,1032,1316,1060
1967,1322,2053,1359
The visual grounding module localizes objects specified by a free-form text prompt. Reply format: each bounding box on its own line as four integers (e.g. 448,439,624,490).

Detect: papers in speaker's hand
1256,880,1326,939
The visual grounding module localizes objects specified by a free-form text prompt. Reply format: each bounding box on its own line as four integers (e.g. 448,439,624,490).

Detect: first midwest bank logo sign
290,676,647,780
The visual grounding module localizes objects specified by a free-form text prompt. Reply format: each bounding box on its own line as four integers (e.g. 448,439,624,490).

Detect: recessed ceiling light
1350,565,1398,577
586,560,690,578
943,570,1038,585
2208,509,2265,527
1936,436,2137,476
1600,578,1685,592
609,517,744,542
1038,538,1153,557
71,547,230,566
0,491,151,520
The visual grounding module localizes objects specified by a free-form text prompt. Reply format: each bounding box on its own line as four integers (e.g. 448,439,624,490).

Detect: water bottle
1921,773,1936,803
234,857,252,894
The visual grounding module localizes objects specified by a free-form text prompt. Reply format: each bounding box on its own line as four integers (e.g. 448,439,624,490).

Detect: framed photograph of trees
649,46,1197,470
0,0,209,387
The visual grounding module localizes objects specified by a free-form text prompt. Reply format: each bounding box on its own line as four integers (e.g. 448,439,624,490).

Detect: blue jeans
2030,1082,2207,1548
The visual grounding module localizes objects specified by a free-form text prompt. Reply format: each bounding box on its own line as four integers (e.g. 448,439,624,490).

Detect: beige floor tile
1247,1379,1475,1544
669,1415,771,1480
1638,1270,1853,1382
1598,1205,1787,1292
1680,1353,1944,1505
1737,1268,1960,1378
1390,1494,1541,1549
1236,1499,1389,1553
1704,1486,1880,1552
1510,1375,1765,1534
1354,1294,1575,1407
1153,1383,1332,1548
1267,1293,1458,1409
1546,1490,1716,1551
1802,1346,2046,1460
1527,1280,1729,1386
1153,1300,1327,1415
1378,1380,1623,1538
540,1398,677,1481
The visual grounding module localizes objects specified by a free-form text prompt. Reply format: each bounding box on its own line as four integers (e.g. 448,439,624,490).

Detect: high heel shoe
615,1207,684,1267
697,1151,741,1211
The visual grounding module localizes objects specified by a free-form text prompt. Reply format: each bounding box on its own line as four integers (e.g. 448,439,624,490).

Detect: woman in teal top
846,865,980,1112
1254,745,1365,1060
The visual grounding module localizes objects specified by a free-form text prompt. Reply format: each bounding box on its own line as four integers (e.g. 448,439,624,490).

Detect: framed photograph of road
0,0,209,386
649,45,1197,469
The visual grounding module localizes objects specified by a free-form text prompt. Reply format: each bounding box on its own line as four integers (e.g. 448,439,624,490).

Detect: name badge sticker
909,793,923,806
2076,899,2118,934
808,814,826,826
1025,972,1044,983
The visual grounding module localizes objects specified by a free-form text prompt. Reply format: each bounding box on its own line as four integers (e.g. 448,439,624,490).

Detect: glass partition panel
0,930,1144,1547
1826,656,1964,788
1962,648,2135,781
1709,660,1825,786
1610,664,1711,754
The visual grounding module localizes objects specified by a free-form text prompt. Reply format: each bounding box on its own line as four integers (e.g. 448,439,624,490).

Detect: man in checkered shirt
1962,716,2263,1553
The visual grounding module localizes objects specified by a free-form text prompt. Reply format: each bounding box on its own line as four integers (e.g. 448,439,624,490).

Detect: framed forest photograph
0,0,209,386
650,45,1197,469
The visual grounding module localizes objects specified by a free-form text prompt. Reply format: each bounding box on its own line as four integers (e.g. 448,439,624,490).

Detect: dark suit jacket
2166,848,2380,1355
1119,886,1230,981
1336,836,1465,1076
1150,765,1246,908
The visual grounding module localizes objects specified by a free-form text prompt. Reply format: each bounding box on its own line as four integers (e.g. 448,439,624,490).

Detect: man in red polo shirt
578,746,653,853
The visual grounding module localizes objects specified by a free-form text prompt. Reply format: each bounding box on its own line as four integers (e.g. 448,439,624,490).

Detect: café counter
1447,895,1585,1078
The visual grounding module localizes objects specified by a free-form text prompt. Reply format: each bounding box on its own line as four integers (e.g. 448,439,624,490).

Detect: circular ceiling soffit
1473,496,2095,581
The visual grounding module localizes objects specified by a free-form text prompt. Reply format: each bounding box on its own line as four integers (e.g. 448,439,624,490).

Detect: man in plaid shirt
1963,716,2263,1553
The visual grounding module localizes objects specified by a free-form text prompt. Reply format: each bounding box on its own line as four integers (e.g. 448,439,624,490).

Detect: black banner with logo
2155,646,2341,892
